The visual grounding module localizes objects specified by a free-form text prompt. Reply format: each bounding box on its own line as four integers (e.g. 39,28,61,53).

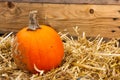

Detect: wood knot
89,9,94,14
7,2,15,9
111,30,116,33
115,0,119,1
113,18,119,21
118,26,120,29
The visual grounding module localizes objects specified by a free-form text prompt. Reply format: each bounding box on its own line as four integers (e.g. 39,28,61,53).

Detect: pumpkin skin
12,25,64,73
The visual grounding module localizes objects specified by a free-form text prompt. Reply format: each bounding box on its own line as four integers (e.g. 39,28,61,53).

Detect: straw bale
1,28,120,80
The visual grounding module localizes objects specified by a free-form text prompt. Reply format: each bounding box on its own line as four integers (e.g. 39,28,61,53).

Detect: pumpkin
12,11,64,73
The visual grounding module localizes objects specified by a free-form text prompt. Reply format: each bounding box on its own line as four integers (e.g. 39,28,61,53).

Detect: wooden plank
0,2,45,33
1,0,120,4
1,2,120,38
44,4,120,38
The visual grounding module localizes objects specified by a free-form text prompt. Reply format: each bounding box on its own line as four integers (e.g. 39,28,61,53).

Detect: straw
1,28,120,80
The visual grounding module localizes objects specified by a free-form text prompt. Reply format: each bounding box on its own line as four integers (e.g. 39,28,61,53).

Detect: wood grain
1,2,120,38
44,4,120,38
1,0,120,4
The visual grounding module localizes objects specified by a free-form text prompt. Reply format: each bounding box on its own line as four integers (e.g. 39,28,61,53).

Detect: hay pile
1,28,120,80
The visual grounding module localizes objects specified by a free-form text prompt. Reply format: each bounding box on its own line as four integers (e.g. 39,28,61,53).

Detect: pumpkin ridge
33,34,42,73
27,35,34,72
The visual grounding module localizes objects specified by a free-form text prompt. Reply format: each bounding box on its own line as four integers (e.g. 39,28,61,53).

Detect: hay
1,28,120,80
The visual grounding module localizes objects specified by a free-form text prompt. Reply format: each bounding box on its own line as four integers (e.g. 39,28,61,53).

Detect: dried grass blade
0,32,13,44
95,53,120,57
72,63,106,71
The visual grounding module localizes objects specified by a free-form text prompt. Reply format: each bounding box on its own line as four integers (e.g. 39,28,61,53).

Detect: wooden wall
0,1,120,38
1,0,120,4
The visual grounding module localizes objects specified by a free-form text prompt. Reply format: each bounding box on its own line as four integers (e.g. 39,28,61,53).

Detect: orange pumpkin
12,11,64,73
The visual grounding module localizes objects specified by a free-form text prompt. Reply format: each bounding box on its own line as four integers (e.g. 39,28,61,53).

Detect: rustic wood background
1,0,120,4
0,1,120,38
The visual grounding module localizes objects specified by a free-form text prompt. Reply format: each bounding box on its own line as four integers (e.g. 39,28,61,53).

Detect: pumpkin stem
28,11,40,31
